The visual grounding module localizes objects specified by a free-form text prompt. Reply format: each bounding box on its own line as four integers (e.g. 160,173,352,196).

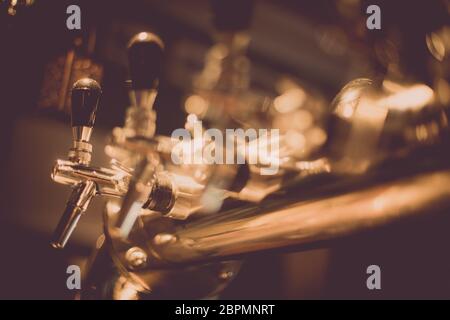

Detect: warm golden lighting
426,31,447,62
106,201,121,215
113,276,140,300
306,127,327,146
332,79,372,119
274,88,306,113
137,32,148,41
381,82,435,111
185,95,208,116
285,130,306,151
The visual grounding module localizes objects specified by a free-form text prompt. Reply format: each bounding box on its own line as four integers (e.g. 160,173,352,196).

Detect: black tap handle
128,32,165,90
71,78,102,128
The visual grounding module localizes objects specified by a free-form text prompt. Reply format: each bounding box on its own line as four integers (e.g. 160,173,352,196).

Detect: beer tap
51,79,131,248
107,32,164,159
109,32,165,236
50,78,101,248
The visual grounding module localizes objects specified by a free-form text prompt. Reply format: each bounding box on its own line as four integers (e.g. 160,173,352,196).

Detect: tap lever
68,78,102,165
71,78,102,130
123,33,165,137
51,180,97,249
128,32,164,91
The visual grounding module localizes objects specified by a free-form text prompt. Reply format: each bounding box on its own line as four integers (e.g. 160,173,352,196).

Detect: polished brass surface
43,4,450,299
148,169,450,264
51,180,97,249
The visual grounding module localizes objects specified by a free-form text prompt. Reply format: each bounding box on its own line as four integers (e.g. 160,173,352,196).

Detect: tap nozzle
51,180,97,249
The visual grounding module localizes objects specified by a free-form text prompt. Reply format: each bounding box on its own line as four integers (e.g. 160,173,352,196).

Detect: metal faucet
50,78,130,248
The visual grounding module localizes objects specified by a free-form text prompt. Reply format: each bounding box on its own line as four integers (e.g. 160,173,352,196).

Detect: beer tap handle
128,32,164,91
123,32,165,137
68,78,101,165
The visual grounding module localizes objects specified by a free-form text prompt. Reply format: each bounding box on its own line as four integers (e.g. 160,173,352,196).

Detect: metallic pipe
52,160,130,198
148,169,450,265
51,180,97,249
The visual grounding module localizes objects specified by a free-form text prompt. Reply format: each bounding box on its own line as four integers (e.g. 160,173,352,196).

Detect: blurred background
0,0,450,299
